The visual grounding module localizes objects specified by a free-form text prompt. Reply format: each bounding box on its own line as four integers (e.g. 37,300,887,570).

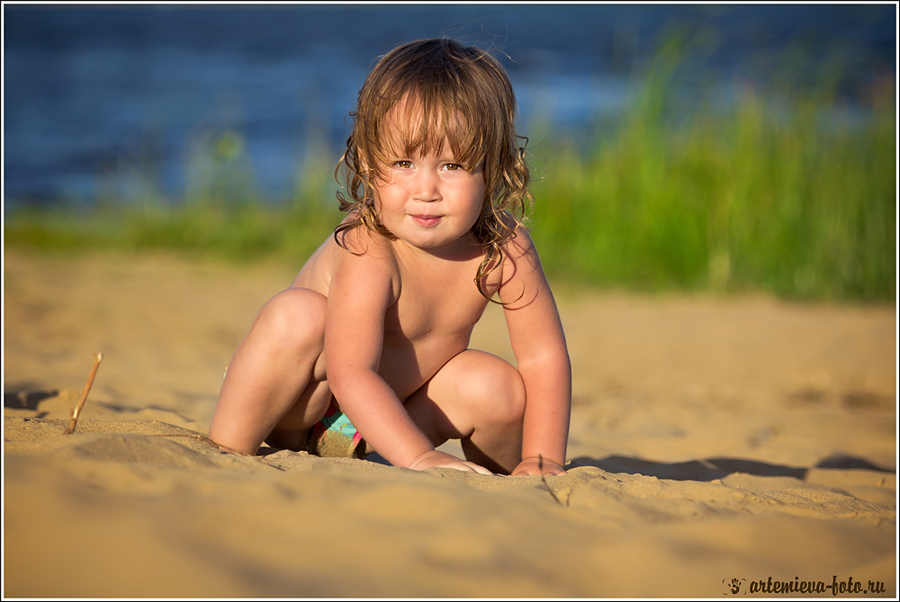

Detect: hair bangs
369,88,485,177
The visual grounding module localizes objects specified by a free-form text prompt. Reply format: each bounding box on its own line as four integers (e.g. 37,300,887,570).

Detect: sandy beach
3,249,896,598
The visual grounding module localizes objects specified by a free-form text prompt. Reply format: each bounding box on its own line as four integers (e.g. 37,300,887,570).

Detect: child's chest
384,258,492,343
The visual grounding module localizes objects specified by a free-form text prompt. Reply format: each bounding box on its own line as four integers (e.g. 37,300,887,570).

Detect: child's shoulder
499,222,538,262
332,222,398,265
295,223,398,292
328,224,402,297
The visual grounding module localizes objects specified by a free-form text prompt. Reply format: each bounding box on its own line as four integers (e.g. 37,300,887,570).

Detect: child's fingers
408,450,494,474
437,460,495,475
511,457,567,476
406,450,495,475
460,461,495,476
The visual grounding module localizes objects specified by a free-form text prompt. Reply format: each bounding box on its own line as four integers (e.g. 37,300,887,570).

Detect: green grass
526,39,896,302
5,44,896,302
5,138,345,265
527,100,895,301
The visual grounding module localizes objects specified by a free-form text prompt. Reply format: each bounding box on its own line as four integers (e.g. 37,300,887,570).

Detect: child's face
371,108,486,253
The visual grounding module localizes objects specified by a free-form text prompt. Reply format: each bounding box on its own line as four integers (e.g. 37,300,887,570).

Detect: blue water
3,4,895,209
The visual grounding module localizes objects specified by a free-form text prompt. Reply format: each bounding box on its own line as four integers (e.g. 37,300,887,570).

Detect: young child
208,38,571,476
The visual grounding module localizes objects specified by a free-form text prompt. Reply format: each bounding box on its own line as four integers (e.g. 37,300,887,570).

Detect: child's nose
412,170,441,202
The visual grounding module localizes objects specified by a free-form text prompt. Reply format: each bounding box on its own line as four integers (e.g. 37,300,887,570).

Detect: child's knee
475,361,525,426
257,287,326,347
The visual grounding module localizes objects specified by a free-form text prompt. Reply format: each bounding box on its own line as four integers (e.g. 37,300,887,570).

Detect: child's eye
393,160,412,169
443,163,464,172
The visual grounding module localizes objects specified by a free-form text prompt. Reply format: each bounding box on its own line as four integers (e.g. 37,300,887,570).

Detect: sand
3,249,896,598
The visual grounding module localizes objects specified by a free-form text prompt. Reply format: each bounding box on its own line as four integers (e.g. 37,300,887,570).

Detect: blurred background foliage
527,30,896,301
5,18,896,303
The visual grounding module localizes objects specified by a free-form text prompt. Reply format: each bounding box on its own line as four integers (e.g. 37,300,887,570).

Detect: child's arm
498,230,572,476
324,238,493,475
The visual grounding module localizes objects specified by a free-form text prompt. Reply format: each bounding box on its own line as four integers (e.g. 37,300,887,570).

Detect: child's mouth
410,214,442,227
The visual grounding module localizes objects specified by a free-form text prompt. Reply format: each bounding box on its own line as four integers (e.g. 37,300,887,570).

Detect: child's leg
403,350,525,475
208,287,333,455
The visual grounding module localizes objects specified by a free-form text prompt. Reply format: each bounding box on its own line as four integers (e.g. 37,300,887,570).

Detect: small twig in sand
63,353,103,435
539,455,565,506
54,354,279,466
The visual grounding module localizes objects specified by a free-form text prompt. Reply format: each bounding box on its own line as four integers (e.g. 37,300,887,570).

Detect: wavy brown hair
334,38,533,300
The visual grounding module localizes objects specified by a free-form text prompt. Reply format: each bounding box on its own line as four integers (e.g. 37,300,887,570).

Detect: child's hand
511,456,567,476
408,450,495,475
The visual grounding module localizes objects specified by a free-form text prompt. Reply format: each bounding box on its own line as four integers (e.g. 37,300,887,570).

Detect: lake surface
4,4,895,209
